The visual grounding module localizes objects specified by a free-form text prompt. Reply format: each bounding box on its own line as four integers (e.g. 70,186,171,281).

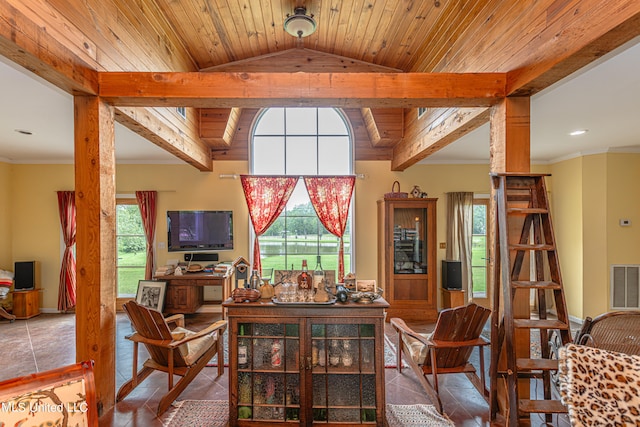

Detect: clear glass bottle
312,255,325,290
297,260,312,290
249,269,261,289
238,324,249,369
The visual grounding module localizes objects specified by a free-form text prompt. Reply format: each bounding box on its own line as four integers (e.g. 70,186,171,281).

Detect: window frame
471,197,489,299
115,197,147,297
249,107,355,275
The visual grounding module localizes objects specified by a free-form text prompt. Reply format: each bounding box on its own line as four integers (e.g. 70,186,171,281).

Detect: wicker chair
574,310,640,355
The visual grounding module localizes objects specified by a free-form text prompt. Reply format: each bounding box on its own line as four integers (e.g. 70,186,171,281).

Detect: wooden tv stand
154,271,233,317
12,289,41,319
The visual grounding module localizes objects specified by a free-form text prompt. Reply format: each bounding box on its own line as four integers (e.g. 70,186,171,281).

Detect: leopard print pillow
558,343,640,426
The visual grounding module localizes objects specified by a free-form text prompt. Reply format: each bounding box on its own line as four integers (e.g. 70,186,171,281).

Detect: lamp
284,6,316,38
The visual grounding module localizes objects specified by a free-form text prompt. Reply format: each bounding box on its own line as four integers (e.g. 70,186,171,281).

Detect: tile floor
0,312,571,426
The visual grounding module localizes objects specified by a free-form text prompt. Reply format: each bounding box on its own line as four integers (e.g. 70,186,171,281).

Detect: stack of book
214,263,232,274
154,265,175,276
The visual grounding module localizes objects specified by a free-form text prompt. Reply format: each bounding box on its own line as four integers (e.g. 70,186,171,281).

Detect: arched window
251,107,354,276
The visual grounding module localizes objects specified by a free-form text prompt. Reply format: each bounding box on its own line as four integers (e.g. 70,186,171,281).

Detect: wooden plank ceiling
146,0,640,166
3,0,639,169
155,0,502,163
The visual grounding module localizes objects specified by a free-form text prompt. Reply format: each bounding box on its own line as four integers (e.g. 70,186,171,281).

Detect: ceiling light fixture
569,129,588,136
284,6,316,38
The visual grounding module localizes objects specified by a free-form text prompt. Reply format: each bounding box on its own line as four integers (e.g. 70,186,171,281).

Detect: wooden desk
154,271,233,317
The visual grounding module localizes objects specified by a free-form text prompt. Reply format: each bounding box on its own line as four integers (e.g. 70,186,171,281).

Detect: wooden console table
223,298,389,426
154,271,233,317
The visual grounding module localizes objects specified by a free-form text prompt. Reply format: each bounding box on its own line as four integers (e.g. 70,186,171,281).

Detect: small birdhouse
232,256,251,289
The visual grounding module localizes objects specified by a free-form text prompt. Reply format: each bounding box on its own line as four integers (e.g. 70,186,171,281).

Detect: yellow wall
354,162,496,292
4,154,639,317
6,160,509,311
0,161,11,270
581,155,609,317
10,165,75,309
606,153,640,264
552,152,640,319
550,157,584,319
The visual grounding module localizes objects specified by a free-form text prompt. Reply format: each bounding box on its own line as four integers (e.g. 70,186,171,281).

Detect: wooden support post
489,96,531,425
74,95,117,415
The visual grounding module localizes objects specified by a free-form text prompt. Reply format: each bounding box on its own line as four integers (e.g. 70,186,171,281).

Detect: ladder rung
507,207,548,215
509,243,555,251
516,358,558,371
519,399,567,414
498,371,542,379
504,194,532,203
513,319,569,330
498,370,545,379
512,280,561,289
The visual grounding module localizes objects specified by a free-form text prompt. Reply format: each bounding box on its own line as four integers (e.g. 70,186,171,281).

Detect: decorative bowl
232,288,261,303
349,287,384,304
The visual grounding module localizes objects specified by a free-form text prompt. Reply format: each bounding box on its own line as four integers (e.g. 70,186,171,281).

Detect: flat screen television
167,210,233,252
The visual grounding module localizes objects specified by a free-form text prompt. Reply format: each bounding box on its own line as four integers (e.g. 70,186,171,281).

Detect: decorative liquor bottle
312,255,325,289
297,260,312,290
271,339,282,368
238,324,249,369
249,269,261,289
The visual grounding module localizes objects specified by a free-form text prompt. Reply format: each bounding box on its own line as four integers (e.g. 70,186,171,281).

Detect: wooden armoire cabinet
378,198,438,321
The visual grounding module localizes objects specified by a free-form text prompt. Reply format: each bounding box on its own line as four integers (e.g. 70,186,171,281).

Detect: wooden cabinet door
164,284,203,313
226,304,387,426
378,198,438,321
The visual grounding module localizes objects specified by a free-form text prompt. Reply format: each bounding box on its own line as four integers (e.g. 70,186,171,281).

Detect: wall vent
611,265,640,309
176,106,186,119
418,107,427,118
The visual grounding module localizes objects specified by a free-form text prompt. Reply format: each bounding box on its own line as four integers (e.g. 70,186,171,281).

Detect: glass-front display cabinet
378,198,438,321
224,300,388,426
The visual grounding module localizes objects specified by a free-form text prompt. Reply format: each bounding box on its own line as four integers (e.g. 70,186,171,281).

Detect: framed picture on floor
135,280,167,312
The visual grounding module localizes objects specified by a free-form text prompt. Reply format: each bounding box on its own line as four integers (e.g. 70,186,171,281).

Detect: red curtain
56,191,76,312
304,176,356,280
136,191,157,280
241,175,298,274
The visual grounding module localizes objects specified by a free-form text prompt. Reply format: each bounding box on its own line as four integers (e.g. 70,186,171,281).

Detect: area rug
164,400,453,426
386,404,455,426
207,330,403,368
164,400,228,427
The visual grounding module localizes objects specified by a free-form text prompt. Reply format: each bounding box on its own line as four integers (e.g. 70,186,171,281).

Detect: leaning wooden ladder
489,173,572,426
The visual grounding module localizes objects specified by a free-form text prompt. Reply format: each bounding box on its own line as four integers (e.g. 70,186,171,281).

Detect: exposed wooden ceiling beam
199,108,242,148
391,107,490,171
98,72,506,108
115,107,211,171
506,2,640,96
360,108,403,147
0,0,98,95
0,0,209,171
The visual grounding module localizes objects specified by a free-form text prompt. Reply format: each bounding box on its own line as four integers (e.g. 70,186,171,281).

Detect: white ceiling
1,36,639,165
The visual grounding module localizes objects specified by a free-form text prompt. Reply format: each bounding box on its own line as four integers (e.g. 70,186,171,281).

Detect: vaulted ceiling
1,0,639,170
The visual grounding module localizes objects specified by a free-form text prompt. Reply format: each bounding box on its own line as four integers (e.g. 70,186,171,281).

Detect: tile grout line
24,319,39,372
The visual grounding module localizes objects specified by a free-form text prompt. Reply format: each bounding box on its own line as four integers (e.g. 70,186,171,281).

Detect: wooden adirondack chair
390,302,491,413
116,300,227,416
